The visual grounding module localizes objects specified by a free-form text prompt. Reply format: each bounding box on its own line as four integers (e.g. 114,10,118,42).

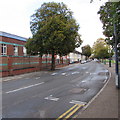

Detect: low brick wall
0,55,69,77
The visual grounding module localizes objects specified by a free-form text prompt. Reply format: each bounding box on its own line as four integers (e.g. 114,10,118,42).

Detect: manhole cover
98,72,106,76
69,88,87,94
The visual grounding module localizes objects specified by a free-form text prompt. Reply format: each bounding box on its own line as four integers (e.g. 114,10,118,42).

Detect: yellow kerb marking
64,104,83,119
56,104,78,120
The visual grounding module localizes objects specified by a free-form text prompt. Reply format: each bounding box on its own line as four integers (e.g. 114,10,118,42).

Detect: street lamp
114,22,120,89
108,45,112,67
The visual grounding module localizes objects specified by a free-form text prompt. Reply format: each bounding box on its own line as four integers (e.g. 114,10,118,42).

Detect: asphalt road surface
2,61,109,118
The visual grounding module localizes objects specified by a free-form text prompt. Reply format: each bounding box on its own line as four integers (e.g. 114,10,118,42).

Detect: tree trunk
46,54,47,67
51,51,55,70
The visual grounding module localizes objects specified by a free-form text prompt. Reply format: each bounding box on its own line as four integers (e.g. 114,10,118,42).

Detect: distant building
68,50,85,63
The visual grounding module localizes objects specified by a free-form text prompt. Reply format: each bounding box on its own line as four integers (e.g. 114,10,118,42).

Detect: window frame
23,47,27,56
1,44,7,55
13,46,18,56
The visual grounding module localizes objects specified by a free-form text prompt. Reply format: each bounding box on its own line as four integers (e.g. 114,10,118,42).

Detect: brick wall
0,55,69,77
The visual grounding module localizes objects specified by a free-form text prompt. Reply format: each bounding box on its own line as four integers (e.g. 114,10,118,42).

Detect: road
2,61,109,118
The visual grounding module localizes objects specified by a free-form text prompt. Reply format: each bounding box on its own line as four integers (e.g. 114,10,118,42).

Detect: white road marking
66,73,70,76
6,82,44,94
61,73,66,75
71,71,80,75
90,73,97,75
81,80,86,83
51,73,58,76
36,77,41,79
69,100,86,105
44,95,59,101
103,79,107,83
15,77,22,79
3,79,12,82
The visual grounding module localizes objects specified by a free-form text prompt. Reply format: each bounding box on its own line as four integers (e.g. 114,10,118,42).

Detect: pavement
77,63,119,119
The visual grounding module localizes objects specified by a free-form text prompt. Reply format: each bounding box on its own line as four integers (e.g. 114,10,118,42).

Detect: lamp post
114,22,120,89
108,45,111,67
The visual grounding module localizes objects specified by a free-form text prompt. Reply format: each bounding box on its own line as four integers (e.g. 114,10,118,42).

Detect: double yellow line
56,104,83,120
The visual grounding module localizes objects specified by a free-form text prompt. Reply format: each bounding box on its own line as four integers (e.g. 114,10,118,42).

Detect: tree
26,2,82,70
92,38,113,59
97,2,120,47
81,45,91,59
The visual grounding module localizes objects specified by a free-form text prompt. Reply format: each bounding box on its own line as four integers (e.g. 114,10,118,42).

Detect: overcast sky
0,0,108,51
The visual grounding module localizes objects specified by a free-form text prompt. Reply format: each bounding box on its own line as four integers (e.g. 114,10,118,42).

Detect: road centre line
56,104,83,120
6,82,44,94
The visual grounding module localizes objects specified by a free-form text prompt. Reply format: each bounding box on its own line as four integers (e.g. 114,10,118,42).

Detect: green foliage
92,38,113,59
82,45,91,58
26,2,82,70
98,2,120,46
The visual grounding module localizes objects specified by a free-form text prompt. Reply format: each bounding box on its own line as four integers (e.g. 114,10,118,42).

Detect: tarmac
1,62,119,119
77,63,119,119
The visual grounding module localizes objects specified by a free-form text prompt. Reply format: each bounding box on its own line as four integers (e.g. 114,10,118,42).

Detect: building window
23,47,27,56
13,46,18,56
1,44,7,55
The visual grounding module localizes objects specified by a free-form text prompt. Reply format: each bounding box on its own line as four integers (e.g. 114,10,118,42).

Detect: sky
0,0,108,51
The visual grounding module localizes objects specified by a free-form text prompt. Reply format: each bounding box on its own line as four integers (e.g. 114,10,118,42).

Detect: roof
0,31,27,42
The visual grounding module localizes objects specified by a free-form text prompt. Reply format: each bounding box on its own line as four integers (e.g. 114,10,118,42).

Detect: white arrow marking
44,96,59,101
